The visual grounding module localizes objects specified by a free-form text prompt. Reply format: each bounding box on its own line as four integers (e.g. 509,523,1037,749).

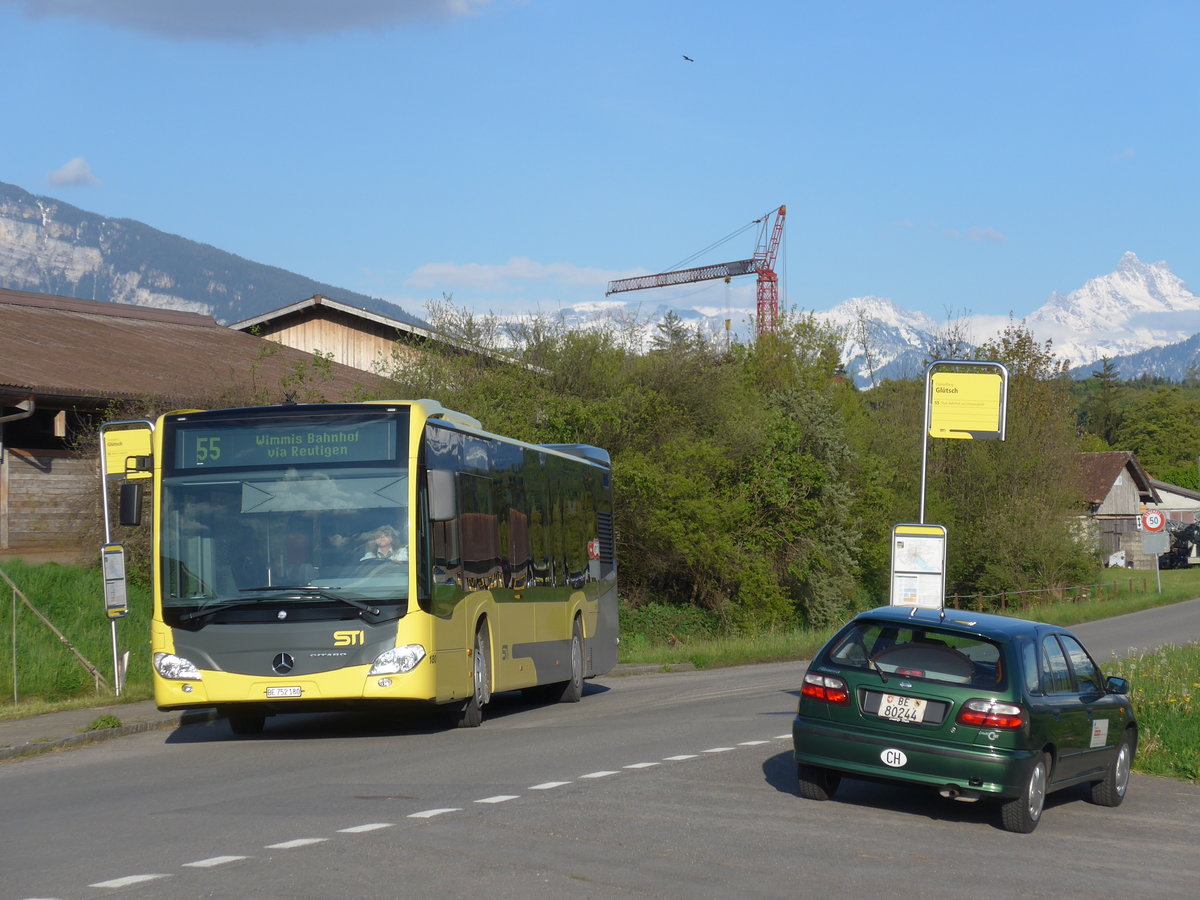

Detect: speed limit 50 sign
1140,510,1166,532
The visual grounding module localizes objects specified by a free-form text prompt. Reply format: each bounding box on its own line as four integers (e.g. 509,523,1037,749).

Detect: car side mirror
1105,675,1129,695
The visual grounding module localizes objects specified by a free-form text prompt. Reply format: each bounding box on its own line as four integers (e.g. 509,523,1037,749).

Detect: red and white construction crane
605,205,786,337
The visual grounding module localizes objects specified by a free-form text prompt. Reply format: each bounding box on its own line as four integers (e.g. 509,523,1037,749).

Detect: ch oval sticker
881,748,908,768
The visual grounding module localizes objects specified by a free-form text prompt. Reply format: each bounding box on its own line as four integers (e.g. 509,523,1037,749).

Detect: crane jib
605,258,758,295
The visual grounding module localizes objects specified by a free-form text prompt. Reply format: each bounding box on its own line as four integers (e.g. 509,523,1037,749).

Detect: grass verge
1108,642,1200,783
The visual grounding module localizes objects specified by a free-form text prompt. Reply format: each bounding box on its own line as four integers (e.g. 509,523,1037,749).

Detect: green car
792,606,1136,833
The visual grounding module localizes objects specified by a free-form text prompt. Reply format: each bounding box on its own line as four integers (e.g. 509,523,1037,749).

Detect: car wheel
543,619,584,703
456,622,491,728
796,763,841,801
1001,753,1049,833
1089,730,1135,807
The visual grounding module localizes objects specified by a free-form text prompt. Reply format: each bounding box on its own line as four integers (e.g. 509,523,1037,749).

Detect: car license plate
879,693,926,723
266,686,302,698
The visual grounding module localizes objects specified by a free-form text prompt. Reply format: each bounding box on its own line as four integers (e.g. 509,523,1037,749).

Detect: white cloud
4,0,490,41
46,156,99,186
943,226,1007,244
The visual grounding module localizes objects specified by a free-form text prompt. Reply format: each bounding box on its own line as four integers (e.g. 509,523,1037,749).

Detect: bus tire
457,621,491,728
545,618,584,704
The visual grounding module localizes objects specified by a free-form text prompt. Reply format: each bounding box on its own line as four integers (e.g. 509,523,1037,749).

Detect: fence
948,579,1151,614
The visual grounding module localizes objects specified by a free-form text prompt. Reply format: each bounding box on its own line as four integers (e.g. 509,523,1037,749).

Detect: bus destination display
175,418,398,469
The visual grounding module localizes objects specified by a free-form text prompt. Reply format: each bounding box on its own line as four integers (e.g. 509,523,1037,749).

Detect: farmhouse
1077,450,1162,568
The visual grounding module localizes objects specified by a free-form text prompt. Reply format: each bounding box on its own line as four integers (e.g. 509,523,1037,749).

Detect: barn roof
230,293,437,339
0,287,395,409
1077,450,1161,506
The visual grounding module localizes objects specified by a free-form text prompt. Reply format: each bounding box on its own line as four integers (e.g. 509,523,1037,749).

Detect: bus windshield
158,409,411,627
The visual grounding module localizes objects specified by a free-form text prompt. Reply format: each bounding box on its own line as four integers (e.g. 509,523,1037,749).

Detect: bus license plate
879,693,925,723
266,686,302,698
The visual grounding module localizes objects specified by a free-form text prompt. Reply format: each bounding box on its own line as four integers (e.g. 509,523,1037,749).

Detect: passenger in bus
284,527,317,584
360,524,407,563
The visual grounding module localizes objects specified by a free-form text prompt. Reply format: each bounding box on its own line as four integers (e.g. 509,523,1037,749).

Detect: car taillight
956,698,1025,729
801,672,850,706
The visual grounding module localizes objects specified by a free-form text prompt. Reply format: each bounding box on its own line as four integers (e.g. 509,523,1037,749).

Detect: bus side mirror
428,469,457,522
119,482,143,527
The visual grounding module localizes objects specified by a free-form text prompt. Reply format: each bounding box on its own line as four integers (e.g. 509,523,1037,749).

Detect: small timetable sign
174,418,398,469
101,543,129,619
890,524,947,610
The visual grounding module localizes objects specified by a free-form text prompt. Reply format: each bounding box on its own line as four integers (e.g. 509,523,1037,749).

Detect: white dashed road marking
624,762,660,769
530,781,571,790
580,770,619,778
476,795,519,804
408,807,462,818
664,754,698,761
338,823,394,833
89,874,170,888
266,838,328,849
183,856,248,868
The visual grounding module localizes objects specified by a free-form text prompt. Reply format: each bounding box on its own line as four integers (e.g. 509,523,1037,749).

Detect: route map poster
890,524,947,610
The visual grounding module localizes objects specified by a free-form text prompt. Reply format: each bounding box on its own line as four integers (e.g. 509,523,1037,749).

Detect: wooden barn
231,294,440,375
1078,450,1162,568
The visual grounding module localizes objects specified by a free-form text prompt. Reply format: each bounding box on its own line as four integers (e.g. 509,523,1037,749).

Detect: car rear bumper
793,716,1038,799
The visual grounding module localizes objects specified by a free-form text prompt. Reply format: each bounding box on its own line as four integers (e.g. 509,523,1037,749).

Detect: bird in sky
682,55,694,62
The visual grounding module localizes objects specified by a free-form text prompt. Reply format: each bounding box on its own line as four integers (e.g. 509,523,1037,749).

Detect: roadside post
890,361,1009,610
98,420,154,695
1140,510,1167,594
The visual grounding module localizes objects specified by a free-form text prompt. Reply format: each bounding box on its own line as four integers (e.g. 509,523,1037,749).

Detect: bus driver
360,524,407,563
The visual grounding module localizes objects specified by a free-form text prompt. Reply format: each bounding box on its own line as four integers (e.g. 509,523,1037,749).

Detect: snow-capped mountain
813,296,942,387
1027,252,1200,369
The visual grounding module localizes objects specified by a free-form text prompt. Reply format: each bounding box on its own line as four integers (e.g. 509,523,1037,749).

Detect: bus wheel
226,710,265,736
457,622,491,728
545,618,583,704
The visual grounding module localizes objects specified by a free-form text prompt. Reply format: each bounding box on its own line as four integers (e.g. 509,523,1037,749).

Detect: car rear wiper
241,585,381,616
868,656,889,684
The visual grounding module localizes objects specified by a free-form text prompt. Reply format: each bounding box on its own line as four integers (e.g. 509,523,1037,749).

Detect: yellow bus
110,400,618,733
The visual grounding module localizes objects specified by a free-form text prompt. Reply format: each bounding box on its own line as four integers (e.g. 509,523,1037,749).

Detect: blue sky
1,0,1196,327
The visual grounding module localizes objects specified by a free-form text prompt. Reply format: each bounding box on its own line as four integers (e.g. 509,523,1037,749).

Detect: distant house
0,288,397,559
230,294,440,375
1149,478,1200,566
1078,451,1162,568
1149,479,1200,524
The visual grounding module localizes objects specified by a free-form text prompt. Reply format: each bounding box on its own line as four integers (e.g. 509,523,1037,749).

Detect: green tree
1113,385,1200,477
1078,357,1125,446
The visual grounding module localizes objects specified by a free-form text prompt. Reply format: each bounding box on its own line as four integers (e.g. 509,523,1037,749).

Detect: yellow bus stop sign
102,425,152,480
929,371,1005,440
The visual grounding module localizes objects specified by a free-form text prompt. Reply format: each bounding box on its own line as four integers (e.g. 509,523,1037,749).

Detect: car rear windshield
825,620,1007,690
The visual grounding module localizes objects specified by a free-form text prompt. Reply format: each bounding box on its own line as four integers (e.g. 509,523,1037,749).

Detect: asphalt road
2,602,1198,900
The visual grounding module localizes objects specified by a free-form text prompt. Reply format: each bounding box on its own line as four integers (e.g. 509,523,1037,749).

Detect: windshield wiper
179,597,266,622
241,585,381,616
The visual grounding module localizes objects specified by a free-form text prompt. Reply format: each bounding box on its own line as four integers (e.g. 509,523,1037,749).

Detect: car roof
849,605,1064,643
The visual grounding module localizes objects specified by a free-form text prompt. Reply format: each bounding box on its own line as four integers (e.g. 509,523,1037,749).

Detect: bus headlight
369,644,426,675
154,652,202,680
